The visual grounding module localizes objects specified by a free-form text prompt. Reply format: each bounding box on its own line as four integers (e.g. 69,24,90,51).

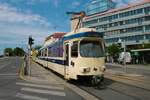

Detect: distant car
118,52,132,64
0,55,4,58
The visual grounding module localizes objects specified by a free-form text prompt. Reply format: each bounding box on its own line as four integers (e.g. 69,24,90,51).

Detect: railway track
72,77,150,100
105,72,150,84
37,62,150,100
104,78,150,100
105,72,150,91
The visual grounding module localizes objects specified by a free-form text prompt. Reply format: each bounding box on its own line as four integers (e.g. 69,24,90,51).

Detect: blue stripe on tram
63,32,103,41
39,58,65,65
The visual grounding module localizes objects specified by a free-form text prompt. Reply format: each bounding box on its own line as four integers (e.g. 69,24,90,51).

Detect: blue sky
0,0,143,54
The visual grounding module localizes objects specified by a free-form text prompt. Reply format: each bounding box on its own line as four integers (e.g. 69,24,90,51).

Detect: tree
142,43,150,49
32,45,42,57
107,44,121,56
34,45,42,50
13,47,24,56
4,48,13,56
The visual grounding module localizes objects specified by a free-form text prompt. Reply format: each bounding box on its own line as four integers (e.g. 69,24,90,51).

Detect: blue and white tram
36,28,106,82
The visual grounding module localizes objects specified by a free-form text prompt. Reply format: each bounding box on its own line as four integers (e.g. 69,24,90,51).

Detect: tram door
64,43,70,79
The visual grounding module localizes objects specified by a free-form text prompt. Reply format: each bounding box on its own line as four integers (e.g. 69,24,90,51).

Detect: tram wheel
91,75,104,88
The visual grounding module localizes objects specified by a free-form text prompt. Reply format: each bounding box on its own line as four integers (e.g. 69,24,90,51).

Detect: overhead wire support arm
66,11,86,32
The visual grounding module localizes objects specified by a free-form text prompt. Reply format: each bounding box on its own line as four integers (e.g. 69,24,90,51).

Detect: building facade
83,1,150,50
86,0,116,15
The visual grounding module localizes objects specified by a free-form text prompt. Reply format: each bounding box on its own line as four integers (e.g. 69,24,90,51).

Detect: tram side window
39,51,41,56
48,47,51,57
45,49,47,56
71,41,78,57
41,50,44,56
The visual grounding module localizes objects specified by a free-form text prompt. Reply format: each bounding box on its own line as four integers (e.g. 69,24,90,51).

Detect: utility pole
66,11,86,32
118,39,127,73
28,36,34,76
123,40,126,73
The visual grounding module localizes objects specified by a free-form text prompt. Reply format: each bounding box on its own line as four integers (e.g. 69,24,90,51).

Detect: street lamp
118,38,127,73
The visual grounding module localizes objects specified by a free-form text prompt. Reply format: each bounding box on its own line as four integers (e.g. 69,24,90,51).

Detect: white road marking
21,87,66,96
0,62,11,70
0,73,17,76
16,82,64,90
0,57,6,60
16,93,49,100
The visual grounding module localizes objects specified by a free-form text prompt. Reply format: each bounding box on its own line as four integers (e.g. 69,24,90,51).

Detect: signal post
27,36,34,76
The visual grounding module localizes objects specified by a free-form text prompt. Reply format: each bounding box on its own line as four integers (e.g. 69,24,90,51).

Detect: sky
0,0,144,54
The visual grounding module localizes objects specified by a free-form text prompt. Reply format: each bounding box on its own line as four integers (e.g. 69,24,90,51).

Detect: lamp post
118,38,127,73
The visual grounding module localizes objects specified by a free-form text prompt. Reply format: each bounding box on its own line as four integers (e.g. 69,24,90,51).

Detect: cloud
52,0,59,8
4,0,50,5
26,0,50,5
0,3,50,27
72,1,80,7
0,3,57,54
0,22,56,53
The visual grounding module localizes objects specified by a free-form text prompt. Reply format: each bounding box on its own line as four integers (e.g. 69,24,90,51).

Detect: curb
106,63,150,70
18,62,34,82
18,61,51,84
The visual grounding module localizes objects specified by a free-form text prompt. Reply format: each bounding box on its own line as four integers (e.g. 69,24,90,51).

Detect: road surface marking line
16,82,64,90
0,73,17,76
21,87,66,96
16,93,48,100
0,62,11,70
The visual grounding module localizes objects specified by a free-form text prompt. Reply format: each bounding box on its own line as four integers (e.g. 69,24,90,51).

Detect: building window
137,8,143,14
138,18,143,25
120,21,124,25
144,7,150,14
114,22,118,26
119,8,143,18
145,25,150,32
127,26,143,33
71,41,78,57
145,34,150,39
86,0,115,15
112,14,118,20
83,19,98,26
145,16,150,21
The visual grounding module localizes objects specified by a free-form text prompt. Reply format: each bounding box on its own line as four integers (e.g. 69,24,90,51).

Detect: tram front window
80,40,104,57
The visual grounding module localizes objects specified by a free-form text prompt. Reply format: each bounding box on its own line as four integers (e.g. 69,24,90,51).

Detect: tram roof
63,31,103,41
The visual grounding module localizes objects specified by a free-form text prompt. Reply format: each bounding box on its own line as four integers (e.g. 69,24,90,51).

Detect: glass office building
83,1,150,49
87,0,116,15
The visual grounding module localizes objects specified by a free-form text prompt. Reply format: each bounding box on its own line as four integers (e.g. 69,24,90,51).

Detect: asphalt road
0,57,23,100
0,57,84,100
1,57,150,100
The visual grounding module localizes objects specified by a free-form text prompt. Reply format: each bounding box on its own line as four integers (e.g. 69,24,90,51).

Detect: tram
35,28,106,84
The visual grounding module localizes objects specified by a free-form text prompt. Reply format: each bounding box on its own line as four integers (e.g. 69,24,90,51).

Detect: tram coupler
91,74,104,87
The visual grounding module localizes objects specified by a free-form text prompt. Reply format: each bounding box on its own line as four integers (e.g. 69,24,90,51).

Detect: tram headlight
100,66,106,72
80,67,91,73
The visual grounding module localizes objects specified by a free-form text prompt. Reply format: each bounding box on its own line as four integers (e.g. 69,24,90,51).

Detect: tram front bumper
79,66,106,74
